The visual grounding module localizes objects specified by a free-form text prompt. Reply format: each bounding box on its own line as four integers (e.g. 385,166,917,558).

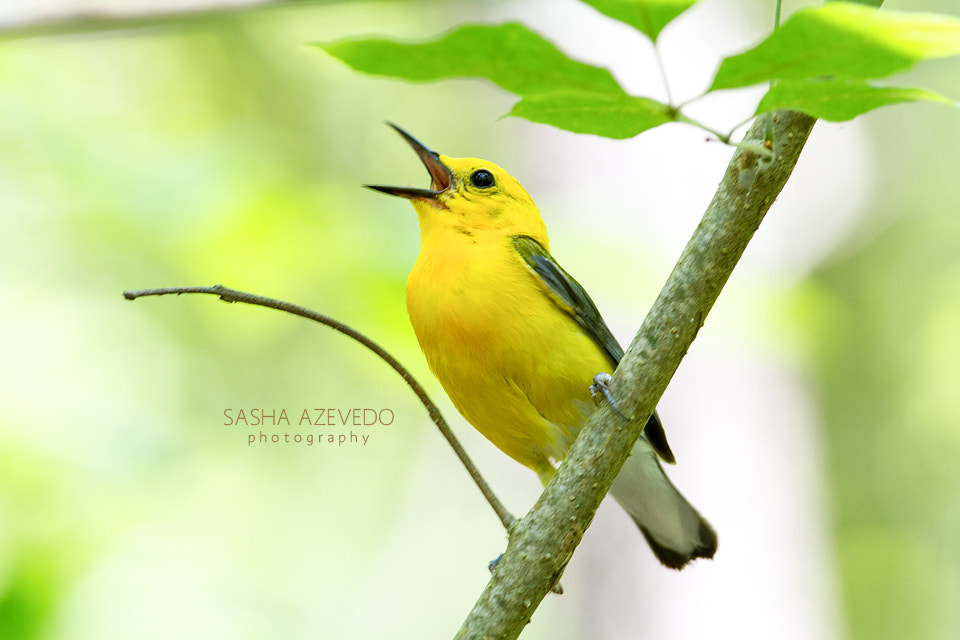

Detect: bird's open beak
365,123,453,203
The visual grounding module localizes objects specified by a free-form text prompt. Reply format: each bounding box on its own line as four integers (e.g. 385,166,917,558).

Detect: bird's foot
590,372,627,421
590,372,620,409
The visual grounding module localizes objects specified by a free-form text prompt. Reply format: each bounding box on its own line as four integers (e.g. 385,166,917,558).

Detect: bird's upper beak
365,123,453,203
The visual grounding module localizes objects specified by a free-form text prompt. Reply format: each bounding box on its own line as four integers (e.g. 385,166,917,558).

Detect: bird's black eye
470,169,496,189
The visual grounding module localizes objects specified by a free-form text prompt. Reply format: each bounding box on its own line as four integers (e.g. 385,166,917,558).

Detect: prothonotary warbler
368,124,717,569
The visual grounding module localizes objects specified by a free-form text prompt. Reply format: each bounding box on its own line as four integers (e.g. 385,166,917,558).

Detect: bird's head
367,124,548,244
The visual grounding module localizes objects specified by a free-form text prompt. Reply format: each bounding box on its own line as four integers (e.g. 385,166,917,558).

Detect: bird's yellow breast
406,227,613,474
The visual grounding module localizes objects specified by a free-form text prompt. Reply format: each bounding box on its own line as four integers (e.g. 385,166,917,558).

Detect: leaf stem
725,113,761,140
653,46,674,106
675,112,732,143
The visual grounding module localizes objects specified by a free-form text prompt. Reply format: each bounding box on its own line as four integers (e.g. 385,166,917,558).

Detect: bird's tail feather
609,437,717,570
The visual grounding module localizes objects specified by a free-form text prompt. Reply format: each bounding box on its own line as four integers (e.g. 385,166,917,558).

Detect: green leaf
508,91,674,138
711,2,960,90
580,0,700,42
756,78,955,122
318,22,624,97
317,22,682,139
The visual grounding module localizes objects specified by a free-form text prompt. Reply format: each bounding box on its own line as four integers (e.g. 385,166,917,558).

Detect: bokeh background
1,0,958,638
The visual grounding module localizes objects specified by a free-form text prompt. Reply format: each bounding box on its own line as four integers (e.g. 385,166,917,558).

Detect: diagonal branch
455,110,817,639
0,1,282,39
123,284,516,531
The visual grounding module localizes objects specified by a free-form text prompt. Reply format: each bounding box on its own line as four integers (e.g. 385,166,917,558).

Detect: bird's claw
590,372,618,408
590,372,627,420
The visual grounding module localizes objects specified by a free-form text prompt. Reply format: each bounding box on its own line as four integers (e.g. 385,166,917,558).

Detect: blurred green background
1,1,958,638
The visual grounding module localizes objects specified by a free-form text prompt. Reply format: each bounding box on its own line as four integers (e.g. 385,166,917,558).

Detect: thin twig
123,284,516,532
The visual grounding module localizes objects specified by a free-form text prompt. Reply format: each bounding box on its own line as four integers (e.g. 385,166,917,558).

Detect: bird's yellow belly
406,235,613,474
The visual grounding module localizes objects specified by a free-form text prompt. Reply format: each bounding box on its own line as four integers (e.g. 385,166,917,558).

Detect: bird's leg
590,372,627,421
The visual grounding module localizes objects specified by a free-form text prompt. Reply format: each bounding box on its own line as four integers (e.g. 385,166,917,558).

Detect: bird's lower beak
365,123,453,202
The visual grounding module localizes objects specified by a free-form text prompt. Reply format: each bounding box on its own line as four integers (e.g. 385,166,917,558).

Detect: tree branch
0,1,282,39
455,110,817,639
123,284,516,531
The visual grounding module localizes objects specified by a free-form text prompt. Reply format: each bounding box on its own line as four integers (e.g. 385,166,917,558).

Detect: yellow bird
368,124,716,569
